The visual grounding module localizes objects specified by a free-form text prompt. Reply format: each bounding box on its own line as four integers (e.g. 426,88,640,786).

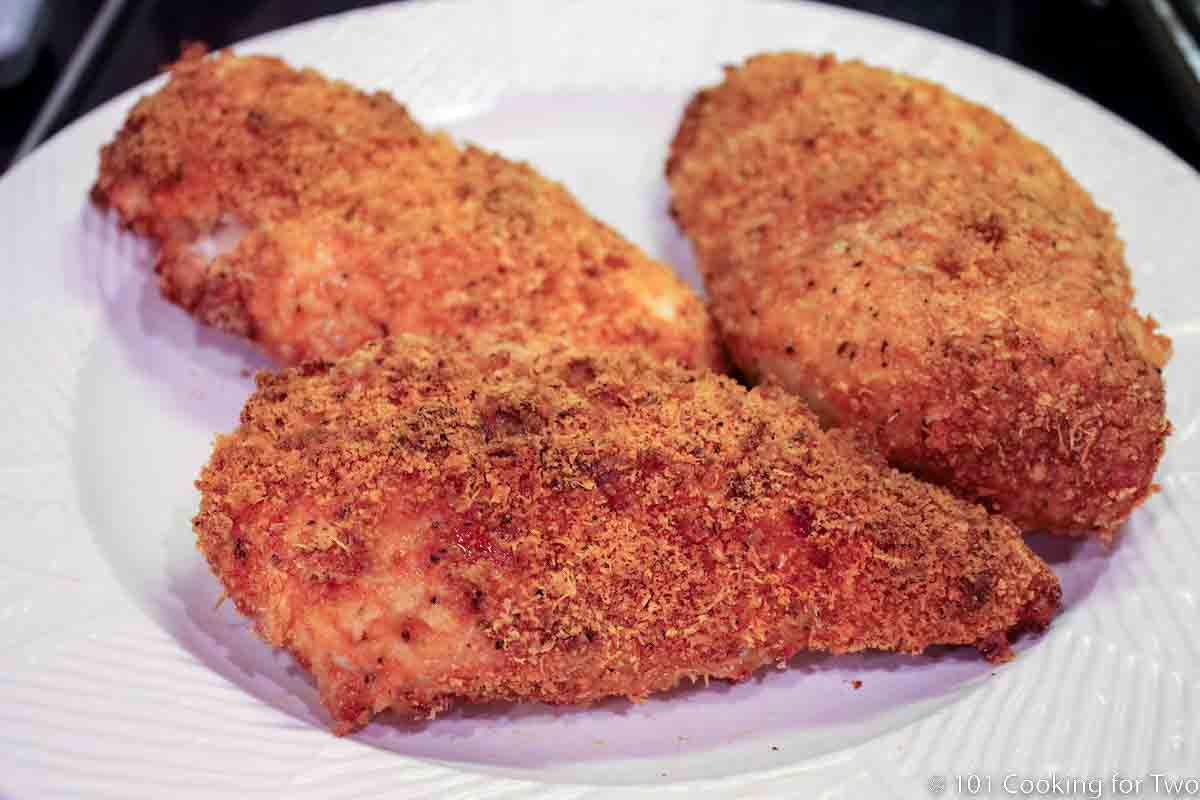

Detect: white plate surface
2,1,1199,797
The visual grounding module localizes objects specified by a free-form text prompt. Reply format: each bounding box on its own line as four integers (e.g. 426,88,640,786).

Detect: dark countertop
4,0,1199,172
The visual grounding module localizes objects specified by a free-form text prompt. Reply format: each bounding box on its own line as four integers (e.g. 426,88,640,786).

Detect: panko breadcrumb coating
194,332,1059,734
667,52,1171,538
92,46,725,370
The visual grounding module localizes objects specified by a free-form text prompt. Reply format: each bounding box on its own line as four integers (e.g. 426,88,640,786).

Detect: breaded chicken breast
667,52,1171,538
194,332,1059,734
93,46,725,370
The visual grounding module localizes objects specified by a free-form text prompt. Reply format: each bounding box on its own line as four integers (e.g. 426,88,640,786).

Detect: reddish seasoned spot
566,358,597,388
297,359,334,377
936,254,964,276
677,519,712,543
959,571,995,610
595,389,628,409
788,507,814,537
637,450,667,475
468,588,484,613
482,352,511,374
453,521,509,564
481,404,543,440
726,474,752,500
314,579,357,601
387,385,409,406
595,469,629,511
969,213,1006,246
808,545,831,569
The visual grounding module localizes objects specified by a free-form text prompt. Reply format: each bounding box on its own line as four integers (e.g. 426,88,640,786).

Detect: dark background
4,0,1199,172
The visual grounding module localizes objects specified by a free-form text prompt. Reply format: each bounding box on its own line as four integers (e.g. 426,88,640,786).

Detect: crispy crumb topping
195,332,1058,733
667,52,1171,537
93,47,725,370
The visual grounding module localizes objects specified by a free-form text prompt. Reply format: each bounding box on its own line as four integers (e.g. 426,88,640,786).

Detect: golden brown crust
194,331,1059,734
93,47,725,371
667,52,1171,538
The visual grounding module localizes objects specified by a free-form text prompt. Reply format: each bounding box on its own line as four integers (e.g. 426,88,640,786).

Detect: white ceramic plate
2,1,1198,797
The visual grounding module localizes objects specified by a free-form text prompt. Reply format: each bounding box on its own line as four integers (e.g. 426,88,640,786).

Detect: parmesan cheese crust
667,52,1171,537
94,47,725,371
195,333,1059,734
